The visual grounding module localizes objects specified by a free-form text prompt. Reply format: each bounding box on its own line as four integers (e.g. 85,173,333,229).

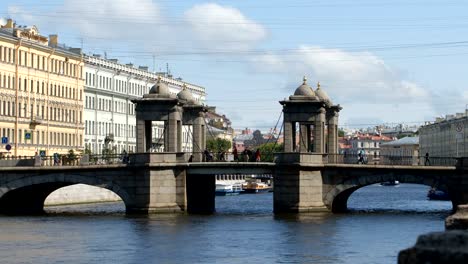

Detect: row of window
0,127,82,147
0,72,83,100
85,72,150,96
85,95,133,114
0,99,81,123
0,45,82,78
352,141,381,148
85,121,135,138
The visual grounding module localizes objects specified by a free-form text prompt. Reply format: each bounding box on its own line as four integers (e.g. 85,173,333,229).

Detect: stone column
284,121,294,152
167,117,178,152
201,124,206,151
192,122,203,162
314,120,324,153
177,120,182,152
136,119,146,153
327,112,338,154
299,124,309,152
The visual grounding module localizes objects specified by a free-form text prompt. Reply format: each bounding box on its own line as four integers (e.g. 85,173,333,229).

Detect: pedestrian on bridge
255,149,261,162
424,152,431,166
233,147,239,161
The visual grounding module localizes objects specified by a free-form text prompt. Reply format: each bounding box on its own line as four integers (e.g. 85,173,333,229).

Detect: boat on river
427,188,450,201
215,183,243,196
380,180,400,186
242,181,271,193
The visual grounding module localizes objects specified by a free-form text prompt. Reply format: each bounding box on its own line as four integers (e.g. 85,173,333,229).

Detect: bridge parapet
274,152,324,165
130,153,187,164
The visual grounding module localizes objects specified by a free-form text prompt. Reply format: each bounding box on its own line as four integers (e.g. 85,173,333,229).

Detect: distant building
419,110,468,160
83,54,206,154
380,124,419,138
380,136,419,165
339,133,394,162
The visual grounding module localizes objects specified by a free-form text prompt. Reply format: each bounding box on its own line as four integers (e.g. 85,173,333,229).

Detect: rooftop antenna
104,51,107,59
152,54,156,73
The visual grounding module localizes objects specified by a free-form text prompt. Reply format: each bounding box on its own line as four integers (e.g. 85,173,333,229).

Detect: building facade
339,133,393,162
0,19,84,157
83,55,206,154
419,111,468,159
380,136,419,165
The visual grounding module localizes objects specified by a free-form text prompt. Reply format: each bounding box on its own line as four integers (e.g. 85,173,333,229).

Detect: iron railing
0,152,461,167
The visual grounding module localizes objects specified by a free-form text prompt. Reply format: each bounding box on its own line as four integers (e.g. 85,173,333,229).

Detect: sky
2,0,468,131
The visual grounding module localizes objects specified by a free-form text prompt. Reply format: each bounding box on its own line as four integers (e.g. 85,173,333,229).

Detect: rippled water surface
0,184,451,264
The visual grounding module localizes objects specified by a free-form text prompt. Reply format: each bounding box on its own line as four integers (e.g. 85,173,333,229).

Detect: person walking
233,147,239,161
255,149,261,162
424,152,431,166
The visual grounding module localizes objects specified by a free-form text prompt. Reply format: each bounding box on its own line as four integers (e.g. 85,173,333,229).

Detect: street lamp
29,116,42,155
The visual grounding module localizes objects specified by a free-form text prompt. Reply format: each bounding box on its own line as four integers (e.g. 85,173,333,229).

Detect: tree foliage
206,138,231,153
338,129,345,137
258,142,283,162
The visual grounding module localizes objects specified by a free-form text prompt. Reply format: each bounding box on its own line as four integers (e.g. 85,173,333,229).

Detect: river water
0,184,451,264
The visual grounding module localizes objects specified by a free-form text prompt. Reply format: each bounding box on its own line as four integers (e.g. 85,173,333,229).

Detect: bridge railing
324,154,458,166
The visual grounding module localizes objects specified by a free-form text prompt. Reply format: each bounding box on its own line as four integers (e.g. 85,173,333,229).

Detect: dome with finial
315,82,331,103
149,76,169,96
294,76,316,96
177,84,195,103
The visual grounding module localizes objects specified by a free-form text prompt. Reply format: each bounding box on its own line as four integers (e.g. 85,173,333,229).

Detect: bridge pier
447,158,468,210
274,153,328,213
125,165,187,214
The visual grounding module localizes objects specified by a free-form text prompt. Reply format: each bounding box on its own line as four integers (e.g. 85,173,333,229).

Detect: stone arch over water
0,173,131,214
323,173,451,213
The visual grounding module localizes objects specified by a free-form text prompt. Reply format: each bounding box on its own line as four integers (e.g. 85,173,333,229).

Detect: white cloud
253,45,430,104
7,1,266,55
184,3,267,52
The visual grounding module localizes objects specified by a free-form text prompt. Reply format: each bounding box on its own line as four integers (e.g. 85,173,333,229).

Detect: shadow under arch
324,174,452,213
0,174,131,215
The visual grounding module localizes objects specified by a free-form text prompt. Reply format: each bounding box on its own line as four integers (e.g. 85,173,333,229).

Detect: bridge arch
323,173,451,213
0,173,131,214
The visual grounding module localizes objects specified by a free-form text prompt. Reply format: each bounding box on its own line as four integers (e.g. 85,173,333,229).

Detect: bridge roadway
0,155,465,214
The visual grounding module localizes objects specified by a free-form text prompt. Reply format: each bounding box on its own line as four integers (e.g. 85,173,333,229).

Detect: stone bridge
0,153,465,215
2,78,466,215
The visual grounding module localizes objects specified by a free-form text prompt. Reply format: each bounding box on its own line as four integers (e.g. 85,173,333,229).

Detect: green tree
206,138,231,154
258,142,283,162
338,129,345,137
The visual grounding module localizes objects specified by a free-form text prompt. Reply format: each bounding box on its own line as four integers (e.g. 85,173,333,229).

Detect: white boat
215,183,243,196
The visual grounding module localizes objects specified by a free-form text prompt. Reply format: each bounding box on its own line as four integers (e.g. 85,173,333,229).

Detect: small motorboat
380,180,399,186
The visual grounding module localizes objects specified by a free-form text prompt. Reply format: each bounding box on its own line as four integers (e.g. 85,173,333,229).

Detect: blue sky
2,0,468,131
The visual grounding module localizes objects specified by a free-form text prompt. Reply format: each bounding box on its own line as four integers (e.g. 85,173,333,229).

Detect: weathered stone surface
446,205,468,230
398,231,468,264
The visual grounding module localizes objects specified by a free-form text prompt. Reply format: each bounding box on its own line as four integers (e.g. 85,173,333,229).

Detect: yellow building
0,19,84,157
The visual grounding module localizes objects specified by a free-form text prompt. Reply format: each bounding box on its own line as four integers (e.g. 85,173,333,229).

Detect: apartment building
0,19,84,156
83,55,206,154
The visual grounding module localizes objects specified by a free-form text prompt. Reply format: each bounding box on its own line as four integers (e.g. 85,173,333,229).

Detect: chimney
49,34,58,47
126,63,134,68
5,19,14,28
